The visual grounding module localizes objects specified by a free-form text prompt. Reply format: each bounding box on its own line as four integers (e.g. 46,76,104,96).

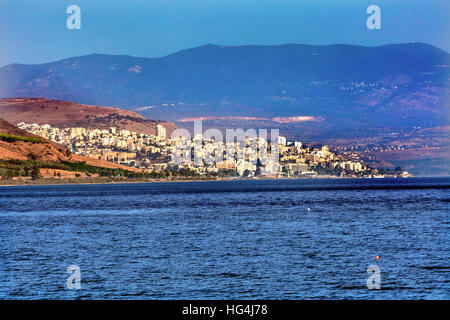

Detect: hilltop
0,98,176,136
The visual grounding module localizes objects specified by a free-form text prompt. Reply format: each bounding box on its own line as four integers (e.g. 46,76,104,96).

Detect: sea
0,178,448,299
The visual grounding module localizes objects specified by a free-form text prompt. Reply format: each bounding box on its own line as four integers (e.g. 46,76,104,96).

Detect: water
0,178,448,299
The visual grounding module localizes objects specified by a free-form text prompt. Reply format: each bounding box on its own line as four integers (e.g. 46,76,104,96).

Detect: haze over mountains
0,43,448,131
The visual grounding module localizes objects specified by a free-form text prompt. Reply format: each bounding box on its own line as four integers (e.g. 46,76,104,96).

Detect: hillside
0,98,176,136
0,118,141,172
0,118,70,162
0,43,448,130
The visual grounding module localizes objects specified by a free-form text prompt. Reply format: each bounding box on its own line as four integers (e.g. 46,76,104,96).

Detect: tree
31,166,41,180
28,153,38,161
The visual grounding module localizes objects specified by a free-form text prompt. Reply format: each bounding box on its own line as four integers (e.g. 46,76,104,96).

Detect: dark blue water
0,178,449,299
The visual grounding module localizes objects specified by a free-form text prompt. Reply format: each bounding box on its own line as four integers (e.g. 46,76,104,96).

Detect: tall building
156,125,166,140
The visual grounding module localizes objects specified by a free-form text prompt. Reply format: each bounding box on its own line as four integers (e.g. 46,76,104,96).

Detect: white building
278,136,287,146
157,125,167,140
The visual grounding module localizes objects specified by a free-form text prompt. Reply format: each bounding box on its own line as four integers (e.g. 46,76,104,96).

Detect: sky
0,0,449,67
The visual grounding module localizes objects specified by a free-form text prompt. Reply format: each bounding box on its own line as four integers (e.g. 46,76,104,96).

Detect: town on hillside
17,122,410,178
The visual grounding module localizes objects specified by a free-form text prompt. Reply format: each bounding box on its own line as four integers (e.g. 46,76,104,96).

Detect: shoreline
1,175,446,187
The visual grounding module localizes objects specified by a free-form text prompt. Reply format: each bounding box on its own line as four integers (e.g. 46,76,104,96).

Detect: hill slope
0,118,141,172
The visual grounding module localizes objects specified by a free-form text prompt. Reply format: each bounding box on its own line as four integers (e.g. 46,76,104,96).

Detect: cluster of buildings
171,132,371,177
335,143,417,153
18,122,375,177
17,122,169,171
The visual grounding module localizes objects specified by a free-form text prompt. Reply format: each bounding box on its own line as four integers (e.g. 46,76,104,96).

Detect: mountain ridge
0,42,448,134
6,42,445,66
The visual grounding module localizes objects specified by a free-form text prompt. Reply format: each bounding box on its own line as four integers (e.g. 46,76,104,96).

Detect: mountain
0,43,448,130
0,98,176,135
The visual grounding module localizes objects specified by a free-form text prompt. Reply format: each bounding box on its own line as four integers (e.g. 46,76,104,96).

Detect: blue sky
0,0,449,66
